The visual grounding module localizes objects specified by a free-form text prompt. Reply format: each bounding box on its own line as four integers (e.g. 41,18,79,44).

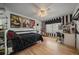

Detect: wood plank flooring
15,37,78,55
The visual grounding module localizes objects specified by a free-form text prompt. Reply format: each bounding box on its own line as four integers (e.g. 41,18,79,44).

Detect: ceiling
3,3,78,21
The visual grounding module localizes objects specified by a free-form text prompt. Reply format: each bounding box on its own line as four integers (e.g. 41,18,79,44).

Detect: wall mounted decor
73,8,79,20
22,18,30,28
30,20,35,28
10,14,35,28
45,17,62,24
10,14,21,28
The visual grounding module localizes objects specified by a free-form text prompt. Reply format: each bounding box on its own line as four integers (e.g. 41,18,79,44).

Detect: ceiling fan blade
31,3,41,16
32,3,41,10
46,4,53,11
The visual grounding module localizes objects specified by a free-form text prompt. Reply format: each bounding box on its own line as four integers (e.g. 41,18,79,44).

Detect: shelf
0,48,5,55
0,30,5,55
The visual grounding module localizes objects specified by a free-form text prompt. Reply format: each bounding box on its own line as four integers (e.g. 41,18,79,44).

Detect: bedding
7,30,43,54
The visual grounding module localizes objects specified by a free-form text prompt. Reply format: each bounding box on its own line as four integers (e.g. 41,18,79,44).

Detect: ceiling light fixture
38,8,47,17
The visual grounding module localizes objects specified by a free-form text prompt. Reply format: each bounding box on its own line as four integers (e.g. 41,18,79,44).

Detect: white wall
35,19,42,34
46,24,53,33
0,20,2,25
46,23,63,33
52,23,63,33
0,4,4,7
0,20,2,28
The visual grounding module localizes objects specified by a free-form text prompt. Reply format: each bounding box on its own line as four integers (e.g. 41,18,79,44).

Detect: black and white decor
45,14,72,25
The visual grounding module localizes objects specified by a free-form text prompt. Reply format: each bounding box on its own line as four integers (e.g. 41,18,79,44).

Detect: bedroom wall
0,3,4,7
5,10,42,34
46,23,63,33
46,24,53,33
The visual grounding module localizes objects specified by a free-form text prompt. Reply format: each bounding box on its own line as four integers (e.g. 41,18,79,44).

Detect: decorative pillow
7,31,15,40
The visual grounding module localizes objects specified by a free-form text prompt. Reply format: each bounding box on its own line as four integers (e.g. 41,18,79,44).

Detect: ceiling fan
31,3,53,17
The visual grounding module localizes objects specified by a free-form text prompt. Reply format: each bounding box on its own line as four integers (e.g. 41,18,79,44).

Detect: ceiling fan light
38,9,47,17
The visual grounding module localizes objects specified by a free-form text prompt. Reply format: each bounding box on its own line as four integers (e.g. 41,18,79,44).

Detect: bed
7,30,43,54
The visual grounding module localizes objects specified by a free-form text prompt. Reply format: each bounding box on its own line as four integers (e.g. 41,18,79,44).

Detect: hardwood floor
15,37,77,55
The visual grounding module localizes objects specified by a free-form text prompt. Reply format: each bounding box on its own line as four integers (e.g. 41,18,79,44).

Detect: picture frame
10,14,35,28
10,14,21,28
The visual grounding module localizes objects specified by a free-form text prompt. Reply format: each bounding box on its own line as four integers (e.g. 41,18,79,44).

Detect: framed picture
30,19,35,28
10,14,35,28
10,14,21,28
22,18,30,28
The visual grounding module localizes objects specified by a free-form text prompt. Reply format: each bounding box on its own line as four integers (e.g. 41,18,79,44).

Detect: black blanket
12,33,43,52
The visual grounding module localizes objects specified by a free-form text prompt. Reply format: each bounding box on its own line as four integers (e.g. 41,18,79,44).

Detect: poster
10,14,21,28
10,14,35,28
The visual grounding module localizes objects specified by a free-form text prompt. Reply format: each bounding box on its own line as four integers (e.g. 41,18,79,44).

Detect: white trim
4,30,8,55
